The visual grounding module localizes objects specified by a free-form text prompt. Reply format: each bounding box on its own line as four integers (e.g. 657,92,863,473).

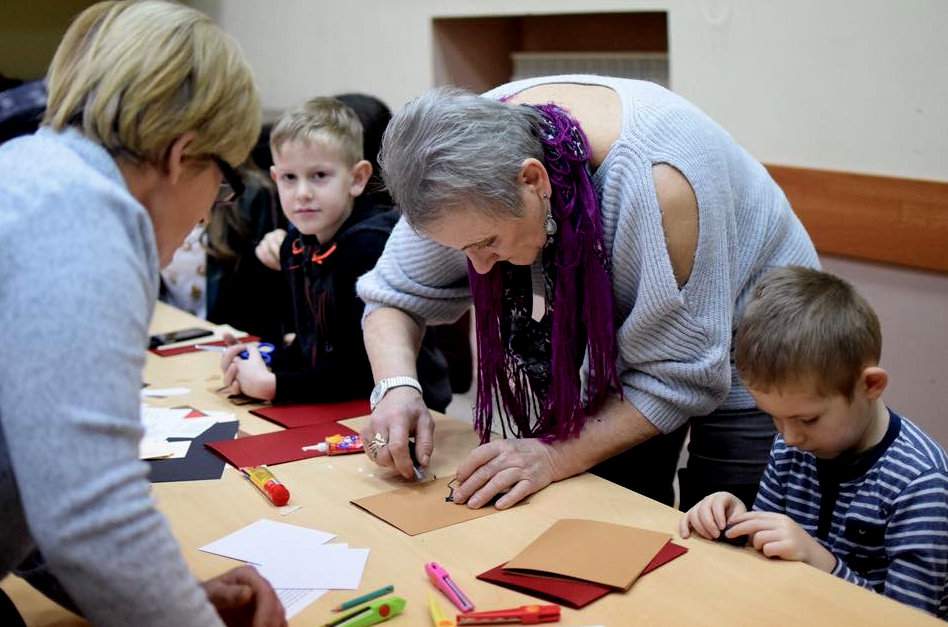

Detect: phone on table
148,327,214,349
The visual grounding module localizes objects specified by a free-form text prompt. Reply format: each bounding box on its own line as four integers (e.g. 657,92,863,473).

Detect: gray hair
378,86,545,231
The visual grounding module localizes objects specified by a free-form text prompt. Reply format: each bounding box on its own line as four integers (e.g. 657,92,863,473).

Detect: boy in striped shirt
679,266,948,618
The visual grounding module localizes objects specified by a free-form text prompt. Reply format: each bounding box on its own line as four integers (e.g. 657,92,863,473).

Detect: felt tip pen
241,465,290,506
408,440,426,481
455,604,561,625
425,562,474,613
428,593,456,627
332,584,395,612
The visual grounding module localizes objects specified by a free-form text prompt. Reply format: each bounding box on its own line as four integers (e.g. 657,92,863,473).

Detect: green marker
331,585,395,613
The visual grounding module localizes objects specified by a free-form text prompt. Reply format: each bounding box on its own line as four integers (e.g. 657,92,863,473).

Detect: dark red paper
249,400,370,428
476,541,687,609
205,422,358,468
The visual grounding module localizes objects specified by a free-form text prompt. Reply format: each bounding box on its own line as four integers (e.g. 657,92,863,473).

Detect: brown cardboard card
503,519,671,590
350,477,503,536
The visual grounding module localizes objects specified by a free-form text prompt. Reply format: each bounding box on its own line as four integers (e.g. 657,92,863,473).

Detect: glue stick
242,466,290,506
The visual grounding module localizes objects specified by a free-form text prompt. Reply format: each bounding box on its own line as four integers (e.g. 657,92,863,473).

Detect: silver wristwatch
369,376,423,411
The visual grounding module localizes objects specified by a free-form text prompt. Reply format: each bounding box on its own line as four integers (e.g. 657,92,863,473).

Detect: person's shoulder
1,129,149,249
337,202,398,247
890,412,948,479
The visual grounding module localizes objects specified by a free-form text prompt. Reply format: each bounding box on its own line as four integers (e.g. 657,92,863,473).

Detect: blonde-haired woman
0,2,285,626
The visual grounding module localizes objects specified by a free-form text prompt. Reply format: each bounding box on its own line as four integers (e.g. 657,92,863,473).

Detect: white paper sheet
256,547,370,590
141,406,219,440
276,588,327,619
199,519,337,565
141,387,191,398
138,439,192,460
200,520,368,591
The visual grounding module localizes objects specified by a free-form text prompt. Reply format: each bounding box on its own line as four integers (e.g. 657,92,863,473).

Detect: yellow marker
428,593,456,627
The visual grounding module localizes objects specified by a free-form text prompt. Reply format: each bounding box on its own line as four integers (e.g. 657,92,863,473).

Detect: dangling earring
542,192,557,238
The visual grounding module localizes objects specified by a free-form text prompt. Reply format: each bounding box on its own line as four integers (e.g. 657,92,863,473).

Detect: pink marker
425,561,474,613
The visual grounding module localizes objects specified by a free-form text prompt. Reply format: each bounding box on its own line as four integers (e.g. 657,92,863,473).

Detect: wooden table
2,303,938,626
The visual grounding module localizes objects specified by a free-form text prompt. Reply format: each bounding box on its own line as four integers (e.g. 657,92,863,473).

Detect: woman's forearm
548,396,661,480
363,306,425,381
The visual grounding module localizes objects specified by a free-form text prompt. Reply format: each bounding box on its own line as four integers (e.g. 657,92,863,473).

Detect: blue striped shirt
754,409,948,618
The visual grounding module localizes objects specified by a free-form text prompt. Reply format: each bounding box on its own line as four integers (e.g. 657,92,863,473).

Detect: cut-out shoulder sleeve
653,163,698,288
604,125,740,433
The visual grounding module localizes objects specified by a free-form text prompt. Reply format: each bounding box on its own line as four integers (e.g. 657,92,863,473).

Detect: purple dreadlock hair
468,103,621,442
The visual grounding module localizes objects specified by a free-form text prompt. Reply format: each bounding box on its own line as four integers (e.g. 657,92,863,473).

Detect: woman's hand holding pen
203,565,287,627
362,386,435,479
220,333,276,401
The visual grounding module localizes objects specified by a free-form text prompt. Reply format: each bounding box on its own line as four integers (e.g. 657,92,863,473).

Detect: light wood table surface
2,303,937,626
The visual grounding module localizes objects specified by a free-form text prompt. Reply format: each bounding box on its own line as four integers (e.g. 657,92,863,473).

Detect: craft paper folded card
477,540,688,609
250,400,370,429
351,477,505,536
206,422,358,468
503,519,671,590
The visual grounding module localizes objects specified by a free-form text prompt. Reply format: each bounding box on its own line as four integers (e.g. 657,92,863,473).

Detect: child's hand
679,491,747,539
221,343,276,401
255,228,287,271
724,511,837,571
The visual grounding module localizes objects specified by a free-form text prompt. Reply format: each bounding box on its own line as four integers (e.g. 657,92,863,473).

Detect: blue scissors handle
239,342,275,365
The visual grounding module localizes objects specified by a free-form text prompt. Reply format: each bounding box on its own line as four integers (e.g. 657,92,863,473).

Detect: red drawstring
311,243,337,265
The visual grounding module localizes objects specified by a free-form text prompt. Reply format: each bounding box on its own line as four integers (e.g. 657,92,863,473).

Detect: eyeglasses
212,155,245,204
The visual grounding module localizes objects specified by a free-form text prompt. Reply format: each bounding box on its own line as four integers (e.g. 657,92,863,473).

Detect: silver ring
367,432,388,460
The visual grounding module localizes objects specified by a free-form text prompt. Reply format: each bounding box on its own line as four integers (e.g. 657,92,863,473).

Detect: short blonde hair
735,266,882,399
44,0,260,167
270,97,364,166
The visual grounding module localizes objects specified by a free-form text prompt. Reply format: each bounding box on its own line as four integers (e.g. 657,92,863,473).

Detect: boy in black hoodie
221,98,450,410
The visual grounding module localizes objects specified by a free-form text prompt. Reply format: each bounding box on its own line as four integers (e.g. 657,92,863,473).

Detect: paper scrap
199,519,336,565
277,588,326,619
141,387,191,398
257,547,369,590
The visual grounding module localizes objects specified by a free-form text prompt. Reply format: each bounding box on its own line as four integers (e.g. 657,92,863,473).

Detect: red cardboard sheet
250,399,370,429
205,422,358,468
476,540,687,609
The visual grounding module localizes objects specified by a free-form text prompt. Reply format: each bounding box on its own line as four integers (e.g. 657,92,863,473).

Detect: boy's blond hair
270,97,364,166
735,266,882,399
43,0,260,168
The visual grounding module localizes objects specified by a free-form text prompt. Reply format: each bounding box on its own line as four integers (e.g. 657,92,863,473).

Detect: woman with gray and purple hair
357,75,817,511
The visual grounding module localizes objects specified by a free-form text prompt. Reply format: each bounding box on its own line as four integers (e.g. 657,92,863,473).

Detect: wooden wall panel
767,165,948,273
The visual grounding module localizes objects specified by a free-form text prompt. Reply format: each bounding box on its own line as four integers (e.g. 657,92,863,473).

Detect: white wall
193,0,948,182
821,256,948,446
193,0,948,446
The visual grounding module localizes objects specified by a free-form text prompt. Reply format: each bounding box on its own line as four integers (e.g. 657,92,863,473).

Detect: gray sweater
357,75,818,433
0,128,222,625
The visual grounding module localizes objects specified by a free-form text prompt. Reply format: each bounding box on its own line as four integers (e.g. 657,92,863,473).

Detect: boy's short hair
270,97,364,165
735,266,882,399
43,0,260,168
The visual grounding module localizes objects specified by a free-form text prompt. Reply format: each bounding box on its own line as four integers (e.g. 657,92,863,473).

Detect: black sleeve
270,228,388,404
